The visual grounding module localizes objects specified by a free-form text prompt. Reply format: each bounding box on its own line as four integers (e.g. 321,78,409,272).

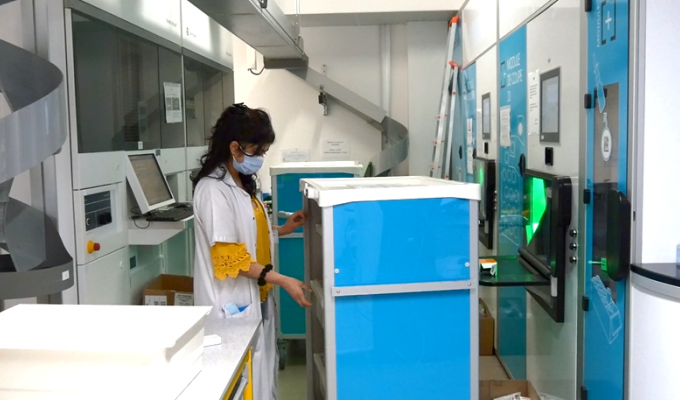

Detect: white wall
475,47,498,162
499,0,552,39
234,23,417,192
525,2,581,177
407,21,448,176
462,0,497,65
276,0,465,15
640,0,680,263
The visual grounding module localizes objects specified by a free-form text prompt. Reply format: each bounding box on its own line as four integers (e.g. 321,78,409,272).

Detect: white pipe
380,24,391,117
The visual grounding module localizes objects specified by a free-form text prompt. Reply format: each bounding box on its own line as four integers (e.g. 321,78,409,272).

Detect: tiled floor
277,342,509,400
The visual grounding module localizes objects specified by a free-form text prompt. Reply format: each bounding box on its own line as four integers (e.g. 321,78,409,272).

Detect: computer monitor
125,152,175,214
474,157,495,250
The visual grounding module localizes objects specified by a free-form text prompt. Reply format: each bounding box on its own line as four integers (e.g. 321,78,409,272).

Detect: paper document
528,70,540,136
467,118,474,145
500,106,512,147
467,147,474,175
163,82,183,124
322,140,350,160
283,149,311,163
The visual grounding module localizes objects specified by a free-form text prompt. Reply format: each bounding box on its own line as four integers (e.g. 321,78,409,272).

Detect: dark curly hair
191,103,275,196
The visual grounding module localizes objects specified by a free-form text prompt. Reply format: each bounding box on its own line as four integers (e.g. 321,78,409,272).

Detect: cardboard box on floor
480,298,495,356
480,380,541,400
143,274,194,306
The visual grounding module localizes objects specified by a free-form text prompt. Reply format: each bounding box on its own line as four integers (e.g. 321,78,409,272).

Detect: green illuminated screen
474,160,486,220
524,176,549,246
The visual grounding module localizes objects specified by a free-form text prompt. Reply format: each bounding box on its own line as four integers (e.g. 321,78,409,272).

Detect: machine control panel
84,192,113,232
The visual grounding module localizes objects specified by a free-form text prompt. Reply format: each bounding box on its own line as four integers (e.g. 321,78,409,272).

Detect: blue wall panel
278,237,305,336
497,25,528,380
332,198,471,287
335,290,471,400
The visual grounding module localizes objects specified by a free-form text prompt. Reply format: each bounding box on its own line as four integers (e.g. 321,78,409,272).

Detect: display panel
540,68,560,143
127,153,174,213
482,93,491,140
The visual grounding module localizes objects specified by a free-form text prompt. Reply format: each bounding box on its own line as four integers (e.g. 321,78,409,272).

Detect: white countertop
177,317,261,400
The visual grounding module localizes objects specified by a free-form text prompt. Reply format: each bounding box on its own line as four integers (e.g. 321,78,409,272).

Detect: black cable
248,66,265,76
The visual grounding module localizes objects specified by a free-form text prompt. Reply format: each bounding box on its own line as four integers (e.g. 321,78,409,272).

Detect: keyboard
146,206,194,222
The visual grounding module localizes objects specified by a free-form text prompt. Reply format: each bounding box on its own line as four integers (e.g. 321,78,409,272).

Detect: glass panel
223,71,235,108
72,14,118,153
72,13,162,152
203,64,223,146
184,57,205,147
116,31,161,150
159,48,185,148
592,83,620,300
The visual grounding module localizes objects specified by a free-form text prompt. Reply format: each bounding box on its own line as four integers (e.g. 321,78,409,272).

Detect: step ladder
430,16,460,180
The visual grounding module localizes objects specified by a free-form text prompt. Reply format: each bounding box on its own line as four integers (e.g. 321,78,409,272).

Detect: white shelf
313,353,327,396
311,280,325,330
128,216,193,246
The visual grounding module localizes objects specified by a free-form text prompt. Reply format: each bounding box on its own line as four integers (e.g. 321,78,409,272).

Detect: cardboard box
480,298,495,356
479,380,541,400
143,274,194,306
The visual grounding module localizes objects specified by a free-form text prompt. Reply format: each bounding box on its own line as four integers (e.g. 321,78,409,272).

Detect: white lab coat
193,169,278,400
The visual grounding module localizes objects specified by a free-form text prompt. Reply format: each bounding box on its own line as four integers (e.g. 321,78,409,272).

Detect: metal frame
627,2,645,399
64,0,182,53
331,280,473,297
469,198,480,400
631,272,680,301
321,205,338,400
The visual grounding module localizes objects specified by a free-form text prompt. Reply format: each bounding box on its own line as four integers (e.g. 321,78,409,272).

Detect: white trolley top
301,176,481,207
270,161,363,176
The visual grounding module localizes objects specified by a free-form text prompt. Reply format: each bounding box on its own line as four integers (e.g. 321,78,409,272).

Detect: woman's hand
280,210,306,236
282,277,312,308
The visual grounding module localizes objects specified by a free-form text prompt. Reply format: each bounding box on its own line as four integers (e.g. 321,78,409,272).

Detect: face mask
233,153,264,175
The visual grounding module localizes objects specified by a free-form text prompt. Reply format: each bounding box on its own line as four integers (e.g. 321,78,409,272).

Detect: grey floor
277,341,509,400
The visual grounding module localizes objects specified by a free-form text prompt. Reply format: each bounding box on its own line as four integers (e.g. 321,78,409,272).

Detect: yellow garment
209,198,273,302
253,198,273,302
210,243,251,280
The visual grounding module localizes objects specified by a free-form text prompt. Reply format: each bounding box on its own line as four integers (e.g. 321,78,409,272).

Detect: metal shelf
313,353,327,397
310,280,325,330
479,256,550,287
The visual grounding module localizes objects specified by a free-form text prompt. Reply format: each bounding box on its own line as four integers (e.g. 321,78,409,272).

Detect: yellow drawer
223,348,253,400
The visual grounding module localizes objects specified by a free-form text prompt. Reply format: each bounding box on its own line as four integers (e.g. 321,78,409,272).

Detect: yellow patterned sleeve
210,243,255,280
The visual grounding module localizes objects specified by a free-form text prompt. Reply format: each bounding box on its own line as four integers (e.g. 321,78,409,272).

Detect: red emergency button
87,241,101,254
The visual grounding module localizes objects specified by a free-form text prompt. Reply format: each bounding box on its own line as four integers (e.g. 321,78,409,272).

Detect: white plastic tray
301,176,481,207
0,304,212,399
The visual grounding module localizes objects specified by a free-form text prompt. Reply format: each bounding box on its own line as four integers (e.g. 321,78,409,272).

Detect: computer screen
482,94,491,135
128,154,173,209
523,174,553,268
541,76,559,134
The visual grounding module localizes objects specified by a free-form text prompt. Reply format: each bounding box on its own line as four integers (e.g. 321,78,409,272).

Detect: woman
192,103,312,400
